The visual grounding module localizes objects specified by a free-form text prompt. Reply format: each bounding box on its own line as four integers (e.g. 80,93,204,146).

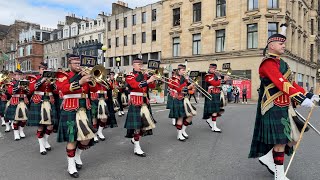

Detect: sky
0,0,159,28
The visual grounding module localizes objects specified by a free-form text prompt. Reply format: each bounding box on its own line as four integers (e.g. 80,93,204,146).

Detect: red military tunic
30,75,56,104
56,71,98,111
90,82,109,101
205,73,221,94
168,75,188,100
7,80,31,106
126,72,155,106
259,57,307,107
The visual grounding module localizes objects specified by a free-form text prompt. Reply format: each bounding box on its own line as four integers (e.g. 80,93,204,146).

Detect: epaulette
126,72,135,79
205,73,213,77
26,75,37,84
56,71,69,83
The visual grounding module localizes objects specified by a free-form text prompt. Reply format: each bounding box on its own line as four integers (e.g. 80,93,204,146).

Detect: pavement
0,104,319,180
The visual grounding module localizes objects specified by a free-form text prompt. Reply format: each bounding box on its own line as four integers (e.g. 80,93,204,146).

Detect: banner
232,80,251,99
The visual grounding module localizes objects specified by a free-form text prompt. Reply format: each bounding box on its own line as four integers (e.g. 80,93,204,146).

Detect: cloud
0,0,160,28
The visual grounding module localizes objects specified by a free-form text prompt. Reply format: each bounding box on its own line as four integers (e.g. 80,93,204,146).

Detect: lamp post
101,45,107,67
116,57,121,73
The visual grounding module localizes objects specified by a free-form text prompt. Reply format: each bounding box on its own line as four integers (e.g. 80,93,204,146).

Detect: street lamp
101,45,107,67
116,57,121,73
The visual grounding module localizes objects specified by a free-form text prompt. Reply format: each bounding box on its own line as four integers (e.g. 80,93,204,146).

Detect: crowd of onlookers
222,84,248,104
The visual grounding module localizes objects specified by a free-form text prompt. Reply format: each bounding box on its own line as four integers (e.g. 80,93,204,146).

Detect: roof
0,24,10,38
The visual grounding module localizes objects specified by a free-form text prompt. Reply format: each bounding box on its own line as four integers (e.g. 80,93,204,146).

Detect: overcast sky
0,0,160,28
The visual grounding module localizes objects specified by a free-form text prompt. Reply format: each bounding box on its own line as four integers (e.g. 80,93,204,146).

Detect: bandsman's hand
41,77,47,83
79,75,91,85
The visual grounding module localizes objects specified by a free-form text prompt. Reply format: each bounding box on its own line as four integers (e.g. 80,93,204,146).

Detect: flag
17,63,21,70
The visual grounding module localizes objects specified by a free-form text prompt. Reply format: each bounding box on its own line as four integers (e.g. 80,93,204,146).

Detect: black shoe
178,138,186,142
76,163,82,170
40,151,47,155
1,124,5,127
69,172,79,178
182,134,189,139
45,147,52,151
5,130,10,133
134,152,146,157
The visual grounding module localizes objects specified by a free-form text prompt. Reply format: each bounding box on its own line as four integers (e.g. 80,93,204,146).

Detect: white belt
12,94,26,98
96,90,108,94
208,86,221,89
63,94,88,99
34,91,53,96
130,92,145,97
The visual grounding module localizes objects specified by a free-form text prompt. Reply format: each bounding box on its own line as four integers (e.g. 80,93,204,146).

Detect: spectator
233,86,240,103
227,83,233,102
242,86,248,104
309,87,314,94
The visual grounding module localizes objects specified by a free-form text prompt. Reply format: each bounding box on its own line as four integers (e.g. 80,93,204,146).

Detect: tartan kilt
249,105,293,158
124,104,154,137
57,100,92,143
106,97,118,128
0,100,7,116
202,93,221,119
4,104,18,121
170,98,187,119
27,99,58,126
166,95,173,109
91,99,98,119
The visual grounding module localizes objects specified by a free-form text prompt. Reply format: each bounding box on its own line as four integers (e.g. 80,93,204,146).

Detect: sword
294,109,320,136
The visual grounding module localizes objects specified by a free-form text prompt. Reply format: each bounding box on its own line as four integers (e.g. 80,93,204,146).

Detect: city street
0,102,320,180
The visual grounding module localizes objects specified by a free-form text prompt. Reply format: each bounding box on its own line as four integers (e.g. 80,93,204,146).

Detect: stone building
44,14,82,69
160,0,318,100
103,1,162,72
0,20,39,71
17,26,52,72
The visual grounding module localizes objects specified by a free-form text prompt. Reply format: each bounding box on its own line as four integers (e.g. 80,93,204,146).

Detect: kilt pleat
5,104,18,121
106,97,118,128
0,100,7,116
169,98,186,119
202,93,220,119
166,95,173,109
91,99,98,119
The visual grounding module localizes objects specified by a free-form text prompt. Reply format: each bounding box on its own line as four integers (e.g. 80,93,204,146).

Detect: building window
152,30,156,41
108,39,111,48
98,34,101,43
311,19,314,35
217,0,226,17
116,19,119,30
124,17,127,28
72,27,76,36
192,33,201,55
108,21,111,31
310,44,314,62
268,0,278,9
116,37,119,47
132,15,137,26
64,29,68,37
142,32,146,43
173,37,180,57
268,22,278,37
68,40,71,49
152,9,157,21
247,24,258,49
173,8,180,26
109,58,113,67
132,34,136,45
124,35,127,46
248,0,258,10
193,2,201,22
216,29,225,52
124,56,129,66
142,12,146,23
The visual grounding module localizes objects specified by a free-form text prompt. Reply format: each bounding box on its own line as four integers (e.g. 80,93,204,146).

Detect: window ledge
191,21,202,26
245,9,260,16
267,8,281,13
214,16,226,21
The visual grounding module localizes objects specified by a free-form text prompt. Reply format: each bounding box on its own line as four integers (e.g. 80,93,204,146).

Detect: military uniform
202,64,225,133
0,83,10,131
27,69,58,155
248,24,316,180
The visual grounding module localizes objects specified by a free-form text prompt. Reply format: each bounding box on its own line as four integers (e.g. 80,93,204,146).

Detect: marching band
0,34,318,179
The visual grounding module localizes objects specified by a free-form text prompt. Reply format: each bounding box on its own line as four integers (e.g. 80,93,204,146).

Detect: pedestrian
248,24,318,180
309,87,314,94
227,83,232,102
233,86,239,103
242,86,247,104
203,63,226,133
